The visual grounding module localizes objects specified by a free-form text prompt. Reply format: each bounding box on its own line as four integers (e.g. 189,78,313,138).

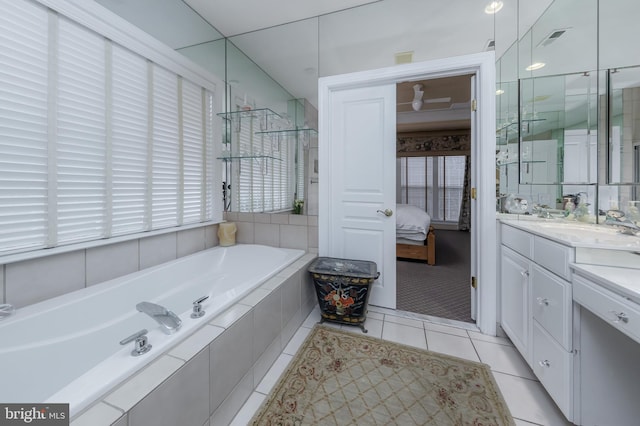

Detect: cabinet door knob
538,359,551,368
609,311,629,324
536,297,550,306
520,270,529,277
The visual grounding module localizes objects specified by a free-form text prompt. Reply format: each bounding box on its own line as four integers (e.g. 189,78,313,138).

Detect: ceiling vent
485,39,495,51
537,28,570,48
395,51,413,65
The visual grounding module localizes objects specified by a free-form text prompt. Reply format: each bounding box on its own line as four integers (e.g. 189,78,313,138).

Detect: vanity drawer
531,264,572,350
573,275,640,345
533,236,573,280
501,224,533,258
532,321,573,421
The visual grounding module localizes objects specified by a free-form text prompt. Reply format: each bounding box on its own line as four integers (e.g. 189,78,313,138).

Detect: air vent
395,51,413,65
537,28,570,47
485,39,495,51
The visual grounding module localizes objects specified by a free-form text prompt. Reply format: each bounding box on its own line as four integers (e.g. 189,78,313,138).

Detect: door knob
377,209,393,217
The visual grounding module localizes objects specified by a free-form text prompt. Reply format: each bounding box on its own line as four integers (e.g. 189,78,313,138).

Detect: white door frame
319,52,497,336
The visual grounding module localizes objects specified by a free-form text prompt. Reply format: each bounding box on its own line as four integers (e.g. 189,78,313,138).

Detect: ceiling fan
399,84,452,111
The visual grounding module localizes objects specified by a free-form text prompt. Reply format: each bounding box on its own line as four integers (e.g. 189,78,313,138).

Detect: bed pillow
396,204,431,234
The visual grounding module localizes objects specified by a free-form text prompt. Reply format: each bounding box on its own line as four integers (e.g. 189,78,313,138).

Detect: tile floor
230,306,572,426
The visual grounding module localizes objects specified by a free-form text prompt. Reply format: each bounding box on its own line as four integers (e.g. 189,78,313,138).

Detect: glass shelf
217,155,282,162
217,108,281,121
255,128,318,136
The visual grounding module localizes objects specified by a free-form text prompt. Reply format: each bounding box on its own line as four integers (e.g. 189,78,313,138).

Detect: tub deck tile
260,275,285,292
70,402,123,426
209,303,252,329
104,355,184,412
239,288,271,307
169,324,225,361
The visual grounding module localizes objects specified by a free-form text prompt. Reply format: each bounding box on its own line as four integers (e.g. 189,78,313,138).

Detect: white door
321,84,397,309
319,52,497,335
469,75,478,320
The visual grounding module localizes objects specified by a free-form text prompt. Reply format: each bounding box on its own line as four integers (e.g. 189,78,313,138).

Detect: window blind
399,155,464,223
182,79,203,224
151,65,179,229
0,0,220,256
111,44,148,236
0,0,49,253
56,16,107,245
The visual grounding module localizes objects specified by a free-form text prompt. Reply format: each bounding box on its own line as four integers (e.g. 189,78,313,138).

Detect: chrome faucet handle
0,303,15,319
120,329,152,356
191,295,209,319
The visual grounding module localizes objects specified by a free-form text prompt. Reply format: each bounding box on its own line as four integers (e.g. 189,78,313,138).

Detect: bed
396,204,436,265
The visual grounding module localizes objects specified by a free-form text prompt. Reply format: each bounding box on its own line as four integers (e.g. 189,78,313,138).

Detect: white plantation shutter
151,66,179,228
0,0,221,256
182,80,203,223
0,0,49,253
111,44,148,236
230,113,298,213
56,17,107,244
204,91,216,220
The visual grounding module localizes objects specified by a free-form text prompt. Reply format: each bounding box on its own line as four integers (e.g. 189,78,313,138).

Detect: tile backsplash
1,215,316,310
224,212,318,253
2,224,220,309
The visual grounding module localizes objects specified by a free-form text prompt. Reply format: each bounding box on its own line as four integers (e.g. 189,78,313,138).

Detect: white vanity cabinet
572,271,640,425
499,222,575,421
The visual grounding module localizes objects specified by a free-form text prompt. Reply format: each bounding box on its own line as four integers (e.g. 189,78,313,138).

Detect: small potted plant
293,199,304,214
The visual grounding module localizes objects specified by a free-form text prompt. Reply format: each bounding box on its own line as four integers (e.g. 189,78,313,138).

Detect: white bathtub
0,244,304,416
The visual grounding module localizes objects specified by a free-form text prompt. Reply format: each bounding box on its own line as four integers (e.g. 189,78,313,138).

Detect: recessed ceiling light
484,1,503,14
525,62,546,71
496,89,505,95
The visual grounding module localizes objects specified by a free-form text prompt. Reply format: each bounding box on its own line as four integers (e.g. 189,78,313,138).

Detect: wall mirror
495,0,640,217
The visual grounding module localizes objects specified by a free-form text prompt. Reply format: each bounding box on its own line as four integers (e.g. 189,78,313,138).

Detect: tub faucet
136,302,182,334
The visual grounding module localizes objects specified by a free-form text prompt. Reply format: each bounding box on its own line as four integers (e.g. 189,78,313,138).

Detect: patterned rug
250,325,514,425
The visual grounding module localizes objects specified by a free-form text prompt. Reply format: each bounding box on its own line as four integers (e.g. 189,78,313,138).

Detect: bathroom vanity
498,217,640,425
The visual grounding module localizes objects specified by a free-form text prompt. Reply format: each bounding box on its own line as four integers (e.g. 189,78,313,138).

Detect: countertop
498,214,640,251
571,263,640,305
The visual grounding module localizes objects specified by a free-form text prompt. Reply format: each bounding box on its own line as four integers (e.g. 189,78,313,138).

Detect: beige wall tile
139,233,177,270
86,240,139,286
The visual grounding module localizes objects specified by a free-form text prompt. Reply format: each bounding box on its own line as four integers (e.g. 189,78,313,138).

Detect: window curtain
458,154,471,231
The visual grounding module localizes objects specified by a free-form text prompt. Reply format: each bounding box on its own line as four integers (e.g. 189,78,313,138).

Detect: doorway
395,75,474,323
319,52,497,336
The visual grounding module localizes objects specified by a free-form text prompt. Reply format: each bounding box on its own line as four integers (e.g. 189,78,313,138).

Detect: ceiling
90,0,553,132
183,0,382,37
396,75,472,132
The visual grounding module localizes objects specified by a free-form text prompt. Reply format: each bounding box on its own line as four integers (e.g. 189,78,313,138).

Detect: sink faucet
136,302,182,334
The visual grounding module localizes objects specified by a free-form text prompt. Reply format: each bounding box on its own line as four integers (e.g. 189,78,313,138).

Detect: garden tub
0,244,304,416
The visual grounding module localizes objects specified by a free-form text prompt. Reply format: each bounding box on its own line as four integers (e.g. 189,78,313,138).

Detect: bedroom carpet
249,325,514,425
397,229,472,322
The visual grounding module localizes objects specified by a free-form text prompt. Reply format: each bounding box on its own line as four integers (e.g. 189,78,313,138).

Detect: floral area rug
250,325,515,425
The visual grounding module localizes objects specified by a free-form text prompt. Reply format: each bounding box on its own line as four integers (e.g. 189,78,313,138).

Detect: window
399,156,466,222
227,111,296,213
0,0,220,256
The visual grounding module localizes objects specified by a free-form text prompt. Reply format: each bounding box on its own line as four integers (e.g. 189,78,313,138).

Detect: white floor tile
425,330,480,362
492,372,572,426
229,392,266,426
424,321,469,338
468,329,513,346
381,321,427,350
383,314,424,329
339,318,383,339
472,340,536,380
283,326,312,355
514,419,544,425
302,307,321,328
256,353,293,394
365,310,384,321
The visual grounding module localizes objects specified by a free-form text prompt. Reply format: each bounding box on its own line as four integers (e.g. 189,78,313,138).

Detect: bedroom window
399,156,465,222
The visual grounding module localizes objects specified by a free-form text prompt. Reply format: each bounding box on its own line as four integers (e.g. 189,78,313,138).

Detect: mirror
495,0,640,218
